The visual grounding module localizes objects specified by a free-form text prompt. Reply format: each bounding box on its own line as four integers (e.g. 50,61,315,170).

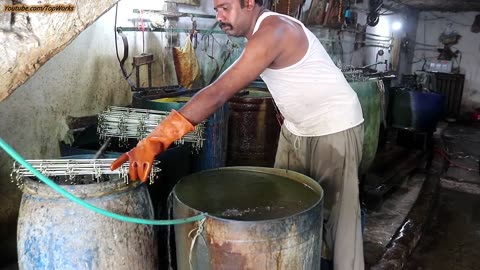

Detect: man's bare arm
178,23,284,125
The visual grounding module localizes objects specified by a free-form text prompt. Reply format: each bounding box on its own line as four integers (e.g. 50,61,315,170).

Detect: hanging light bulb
392,21,402,31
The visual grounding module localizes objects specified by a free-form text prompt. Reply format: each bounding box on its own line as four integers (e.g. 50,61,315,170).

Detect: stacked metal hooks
97,106,205,150
11,158,160,189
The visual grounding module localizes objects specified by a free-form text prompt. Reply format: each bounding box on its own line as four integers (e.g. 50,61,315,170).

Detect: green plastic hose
0,137,206,225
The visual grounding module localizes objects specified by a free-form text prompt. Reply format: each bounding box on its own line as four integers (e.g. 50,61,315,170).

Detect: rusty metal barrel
227,88,281,167
16,167,158,270
172,167,324,270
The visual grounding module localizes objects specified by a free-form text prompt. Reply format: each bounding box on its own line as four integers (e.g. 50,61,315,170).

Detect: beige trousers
274,124,364,270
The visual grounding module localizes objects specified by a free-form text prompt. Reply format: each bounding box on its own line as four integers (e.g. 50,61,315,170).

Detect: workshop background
1,0,480,269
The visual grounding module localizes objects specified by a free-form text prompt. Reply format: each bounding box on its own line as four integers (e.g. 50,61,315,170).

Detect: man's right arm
179,22,285,125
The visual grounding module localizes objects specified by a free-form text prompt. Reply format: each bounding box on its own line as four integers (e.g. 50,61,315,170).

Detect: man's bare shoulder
256,15,304,39
258,15,293,29
253,14,308,69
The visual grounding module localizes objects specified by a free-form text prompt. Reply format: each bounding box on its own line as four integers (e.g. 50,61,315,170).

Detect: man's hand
110,137,167,181
110,110,194,182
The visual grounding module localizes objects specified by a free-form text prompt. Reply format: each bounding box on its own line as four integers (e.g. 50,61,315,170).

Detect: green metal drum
349,80,382,175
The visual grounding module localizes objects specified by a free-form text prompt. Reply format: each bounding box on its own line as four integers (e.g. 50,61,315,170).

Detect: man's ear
245,0,255,10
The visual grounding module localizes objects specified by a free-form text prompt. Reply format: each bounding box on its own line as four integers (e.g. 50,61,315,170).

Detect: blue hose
0,137,206,225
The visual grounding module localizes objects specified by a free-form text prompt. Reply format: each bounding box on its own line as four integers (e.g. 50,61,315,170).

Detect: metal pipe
93,137,112,159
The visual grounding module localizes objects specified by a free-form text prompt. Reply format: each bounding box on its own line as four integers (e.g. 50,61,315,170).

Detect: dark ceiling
389,0,480,12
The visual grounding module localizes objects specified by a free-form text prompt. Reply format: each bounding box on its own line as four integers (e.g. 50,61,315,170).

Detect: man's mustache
219,23,233,29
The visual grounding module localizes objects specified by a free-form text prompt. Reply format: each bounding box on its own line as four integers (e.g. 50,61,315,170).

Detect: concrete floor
442,123,480,183
364,122,480,270
364,172,425,266
405,189,480,270
404,123,480,270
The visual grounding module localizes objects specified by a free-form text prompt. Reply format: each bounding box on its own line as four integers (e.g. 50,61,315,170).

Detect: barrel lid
240,88,271,98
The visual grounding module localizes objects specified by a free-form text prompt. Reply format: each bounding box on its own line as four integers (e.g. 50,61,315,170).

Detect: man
111,0,364,269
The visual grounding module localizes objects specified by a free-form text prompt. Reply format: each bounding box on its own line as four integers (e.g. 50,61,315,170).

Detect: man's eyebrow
214,3,228,10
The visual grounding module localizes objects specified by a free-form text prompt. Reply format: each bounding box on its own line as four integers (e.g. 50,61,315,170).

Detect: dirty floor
364,122,480,270
404,122,480,270
404,189,480,270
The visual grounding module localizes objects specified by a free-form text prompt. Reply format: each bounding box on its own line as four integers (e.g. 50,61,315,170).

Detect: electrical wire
140,9,145,54
0,137,206,226
435,147,480,173
443,150,480,163
408,56,437,65
337,31,344,64
114,4,134,80
380,0,417,15
388,0,419,8
343,29,394,40
413,41,438,47
423,15,426,60
114,4,121,64
415,48,438,51
379,12,397,16
361,35,392,43
423,12,471,27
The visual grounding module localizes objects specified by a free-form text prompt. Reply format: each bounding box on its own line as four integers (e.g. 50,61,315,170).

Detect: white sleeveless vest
253,12,364,136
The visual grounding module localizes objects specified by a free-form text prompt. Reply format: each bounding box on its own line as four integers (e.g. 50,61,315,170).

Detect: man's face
214,0,251,37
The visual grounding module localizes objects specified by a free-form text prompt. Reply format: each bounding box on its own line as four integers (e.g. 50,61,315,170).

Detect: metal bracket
133,53,155,88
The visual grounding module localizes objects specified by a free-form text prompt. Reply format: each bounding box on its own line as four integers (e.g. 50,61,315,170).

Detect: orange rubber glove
110,109,194,182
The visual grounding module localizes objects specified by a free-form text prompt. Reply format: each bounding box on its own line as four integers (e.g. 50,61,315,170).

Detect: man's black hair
240,0,263,8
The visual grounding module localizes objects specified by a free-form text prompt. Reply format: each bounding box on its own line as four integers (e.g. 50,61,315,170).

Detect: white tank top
253,12,364,136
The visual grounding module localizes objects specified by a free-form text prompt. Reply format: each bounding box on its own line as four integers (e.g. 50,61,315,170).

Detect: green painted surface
349,80,381,175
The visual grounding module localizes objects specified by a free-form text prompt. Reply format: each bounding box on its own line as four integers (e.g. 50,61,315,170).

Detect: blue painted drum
191,103,229,172
389,88,445,132
16,156,158,270
134,96,229,172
